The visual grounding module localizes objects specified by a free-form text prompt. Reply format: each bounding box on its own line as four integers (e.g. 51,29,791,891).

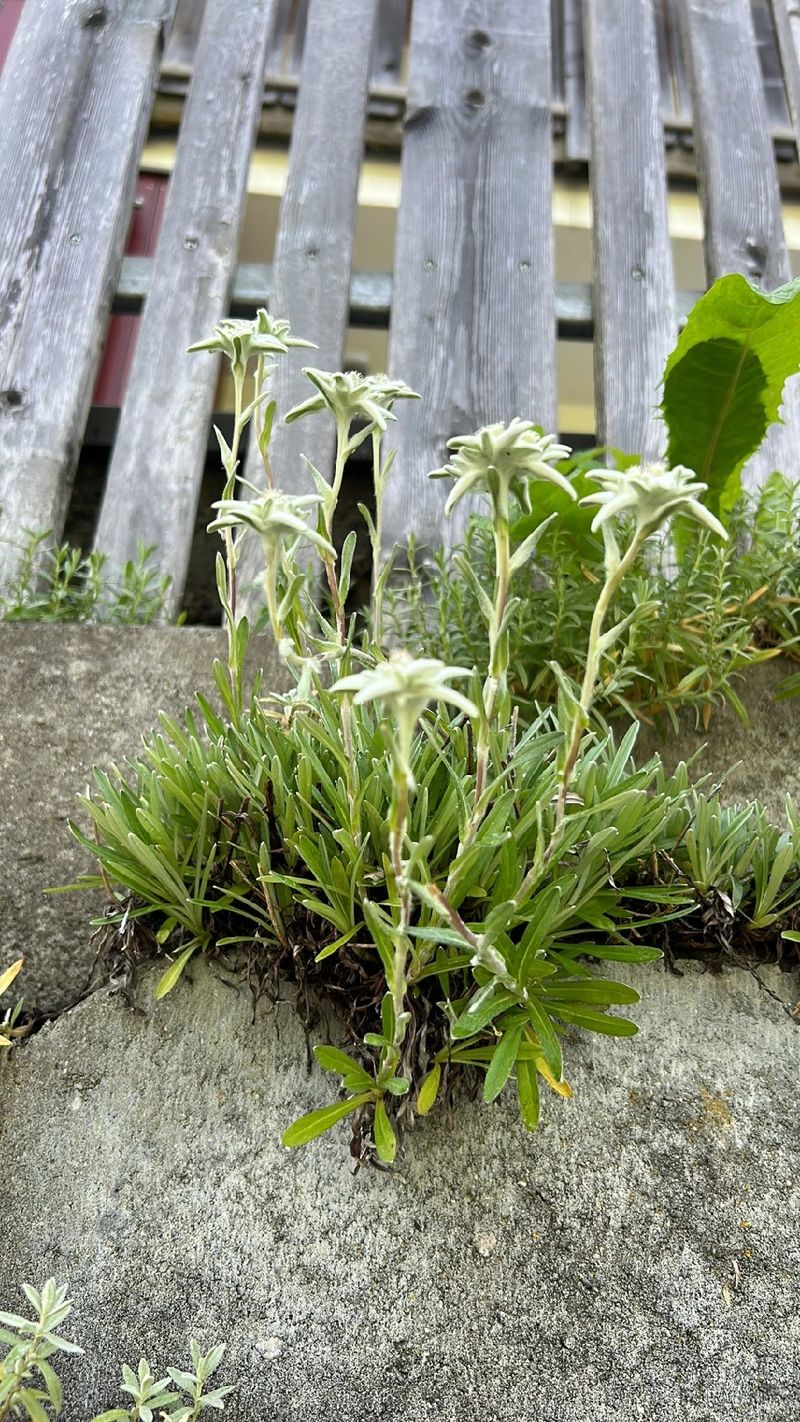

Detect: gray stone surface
636,657,800,825
0,626,286,1015
1,958,798,1420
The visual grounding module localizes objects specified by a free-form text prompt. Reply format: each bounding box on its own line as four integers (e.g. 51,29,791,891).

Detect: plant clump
68,297,800,1163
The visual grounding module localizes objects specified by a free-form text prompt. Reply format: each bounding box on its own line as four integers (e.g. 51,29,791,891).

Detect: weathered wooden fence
1,0,799,615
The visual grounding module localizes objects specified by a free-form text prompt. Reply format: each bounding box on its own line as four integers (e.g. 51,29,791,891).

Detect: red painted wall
92,175,168,407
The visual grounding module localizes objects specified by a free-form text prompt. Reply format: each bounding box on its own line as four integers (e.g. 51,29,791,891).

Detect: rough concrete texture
0,626,286,1014
636,656,800,825
1,958,798,1420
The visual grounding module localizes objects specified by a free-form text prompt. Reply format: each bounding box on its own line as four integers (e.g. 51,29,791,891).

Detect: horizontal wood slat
0,0,175,585
93,0,279,615
114,258,705,337
382,0,556,558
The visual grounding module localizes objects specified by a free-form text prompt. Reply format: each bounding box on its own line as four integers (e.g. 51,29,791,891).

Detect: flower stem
553,530,644,827
370,427,385,646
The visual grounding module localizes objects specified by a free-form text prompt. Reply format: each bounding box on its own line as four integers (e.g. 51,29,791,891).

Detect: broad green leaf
662,273,800,516
282,1092,371,1148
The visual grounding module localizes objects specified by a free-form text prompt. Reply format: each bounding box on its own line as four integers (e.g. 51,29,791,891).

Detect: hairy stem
554,530,645,827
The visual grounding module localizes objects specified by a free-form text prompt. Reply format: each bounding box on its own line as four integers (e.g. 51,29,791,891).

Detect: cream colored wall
141,139,800,434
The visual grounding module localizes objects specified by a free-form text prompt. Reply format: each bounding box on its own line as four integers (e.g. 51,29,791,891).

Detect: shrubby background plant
0,1281,230,1422
65,286,800,1162
396,463,800,731
0,530,177,624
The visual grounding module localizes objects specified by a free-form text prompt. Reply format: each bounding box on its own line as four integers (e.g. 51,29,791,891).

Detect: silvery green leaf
507,513,558,577
213,426,236,479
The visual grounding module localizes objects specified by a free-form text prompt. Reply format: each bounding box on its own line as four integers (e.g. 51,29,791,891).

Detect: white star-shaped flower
580,462,728,539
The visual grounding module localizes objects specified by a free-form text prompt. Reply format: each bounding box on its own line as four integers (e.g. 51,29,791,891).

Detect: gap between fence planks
583,0,675,460
162,0,206,75
236,0,380,620
93,0,279,615
562,0,589,163
381,0,556,561
679,0,800,488
769,0,800,146
0,0,175,588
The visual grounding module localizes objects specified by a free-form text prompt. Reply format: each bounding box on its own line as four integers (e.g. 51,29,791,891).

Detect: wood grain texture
236,0,379,615
583,0,674,460
680,0,800,487
93,0,278,612
0,0,174,586
381,0,556,557
562,0,588,163
680,0,787,288
162,0,205,74
372,0,408,85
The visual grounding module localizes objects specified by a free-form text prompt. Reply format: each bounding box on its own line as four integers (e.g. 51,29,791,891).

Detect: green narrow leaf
314,1046,373,1091
154,942,199,1000
516,1057,540,1132
373,1099,397,1163
33,1359,62,1412
482,1024,523,1104
282,1092,372,1148
415,1063,441,1116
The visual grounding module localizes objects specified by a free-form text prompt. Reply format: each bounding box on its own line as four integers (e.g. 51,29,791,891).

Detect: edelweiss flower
429,419,575,518
208,490,335,559
332,653,478,776
580,461,728,539
284,368,419,432
188,309,314,370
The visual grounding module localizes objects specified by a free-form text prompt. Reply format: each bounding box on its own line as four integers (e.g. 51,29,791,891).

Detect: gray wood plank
372,0,408,86
583,0,675,460
265,0,295,77
679,0,800,488
680,0,788,288
236,0,379,614
562,0,589,163
93,0,278,612
0,0,175,585
381,0,556,557
769,0,800,143
753,0,790,127
162,0,205,74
